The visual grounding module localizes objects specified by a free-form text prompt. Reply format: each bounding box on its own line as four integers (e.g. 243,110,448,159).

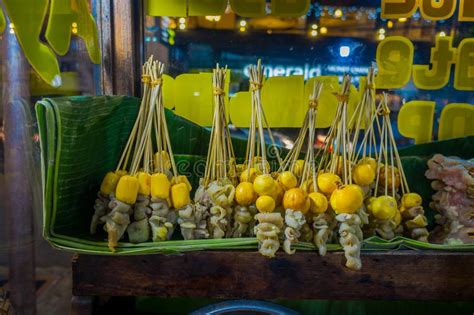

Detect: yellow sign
376,36,474,91
147,0,311,17
381,0,472,21
162,71,474,143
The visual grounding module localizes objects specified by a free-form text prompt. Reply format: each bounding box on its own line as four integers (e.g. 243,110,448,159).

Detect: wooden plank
92,0,113,95
93,0,144,96
1,11,37,315
111,0,143,96
73,251,474,301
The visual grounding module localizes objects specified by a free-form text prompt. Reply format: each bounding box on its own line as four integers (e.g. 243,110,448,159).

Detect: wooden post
93,0,144,96
2,16,37,315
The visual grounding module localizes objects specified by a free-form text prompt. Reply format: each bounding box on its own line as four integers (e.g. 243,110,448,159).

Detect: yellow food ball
273,182,285,206
115,175,139,205
372,195,398,220
317,172,342,195
137,172,152,195
253,174,277,196
365,196,376,214
283,188,307,211
301,179,316,194
293,160,305,177
254,158,270,174
379,166,401,190
171,183,190,209
240,167,257,183
279,171,298,190
358,157,377,171
353,164,376,186
235,182,257,206
100,171,120,195
151,173,171,199
336,156,351,177
401,193,422,209
256,195,276,213
330,184,363,214
115,170,128,178
308,192,328,214
301,198,311,214
236,163,246,175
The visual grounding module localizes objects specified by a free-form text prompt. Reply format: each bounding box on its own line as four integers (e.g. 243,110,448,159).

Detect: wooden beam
2,15,37,315
93,0,144,96
73,251,474,301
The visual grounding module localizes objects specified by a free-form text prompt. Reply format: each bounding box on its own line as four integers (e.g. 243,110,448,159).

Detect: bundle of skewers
88,58,430,262
232,60,285,256
90,56,193,251
276,81,331,255
192,64,237,240
363,93,429,242
348,70,429,243
310,75,368,270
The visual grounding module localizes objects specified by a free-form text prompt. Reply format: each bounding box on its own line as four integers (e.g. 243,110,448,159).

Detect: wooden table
71,250,474,314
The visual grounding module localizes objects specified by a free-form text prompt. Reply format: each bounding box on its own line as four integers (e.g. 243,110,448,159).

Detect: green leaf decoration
36,95,474,254
3,0,61,87
0,7,5,33
45,0,101,63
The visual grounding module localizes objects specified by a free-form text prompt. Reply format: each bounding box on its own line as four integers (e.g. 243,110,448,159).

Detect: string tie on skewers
250,81,263,91
365,83,376,90
213,87,225,96
334,93,349,103
141,75,151,84
151,78,163,87
308,99,319,109
377,106,391,116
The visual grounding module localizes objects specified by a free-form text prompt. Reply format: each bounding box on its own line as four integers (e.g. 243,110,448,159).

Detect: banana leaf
36,95,474,254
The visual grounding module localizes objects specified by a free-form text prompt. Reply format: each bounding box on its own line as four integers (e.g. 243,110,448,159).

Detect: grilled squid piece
207,181,235,208
100,198,132,251
312,212,336,256
374,218,397,240
300,222,314,243
206,180,235,238
402,206,429,242
231,205,253,237
126,195,152,243
336,213,363,270
149,197,176,241
254,213,284,258
209,205,229,239
90,192,110,234
283,209,306,255
178,204,210,240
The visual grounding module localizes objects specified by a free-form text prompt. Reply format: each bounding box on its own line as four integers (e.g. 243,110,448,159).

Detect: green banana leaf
36,95,474,255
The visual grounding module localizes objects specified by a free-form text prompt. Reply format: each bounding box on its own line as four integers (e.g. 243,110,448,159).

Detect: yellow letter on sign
398,101,435,144
230,0,266,17
459,0,474,21
228,91,252,127
146,0,186,16
381,0,418,19
419,0,456,20
189,0,226,16
272,0,310,17
262,76,305,127
454,38,474,91
438,103,474,140
413,36,456,90
375,36,414,89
